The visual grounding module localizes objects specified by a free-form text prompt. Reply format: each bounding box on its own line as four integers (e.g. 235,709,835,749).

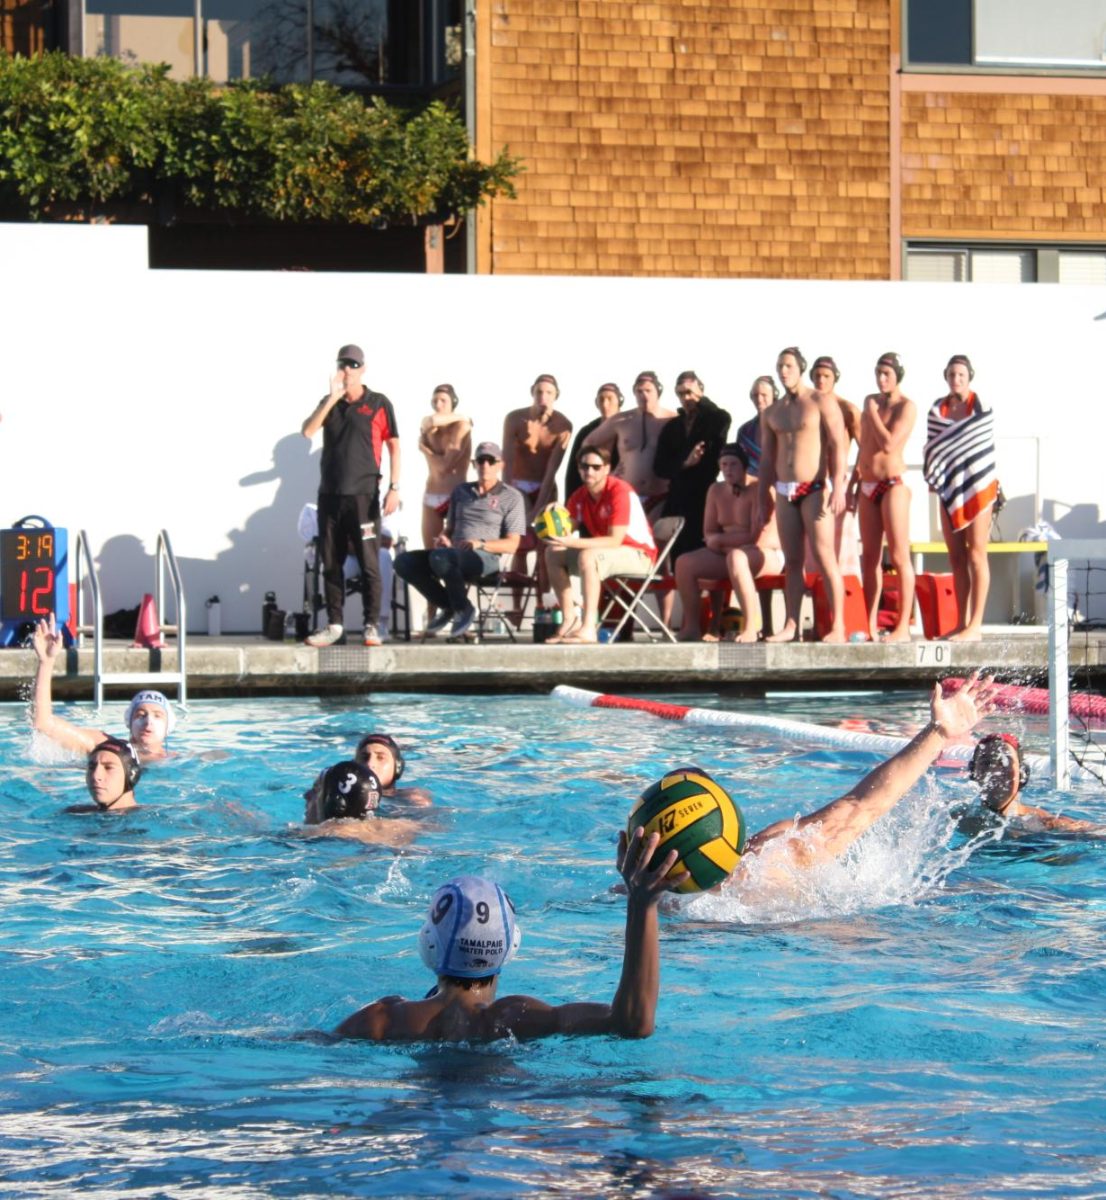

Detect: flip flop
545,620,582,645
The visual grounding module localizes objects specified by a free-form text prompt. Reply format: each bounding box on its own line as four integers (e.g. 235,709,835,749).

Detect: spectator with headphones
969,733,1099,832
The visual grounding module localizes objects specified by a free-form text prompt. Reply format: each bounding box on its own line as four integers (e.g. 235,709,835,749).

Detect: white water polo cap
418,876,521,979
125,690,175,735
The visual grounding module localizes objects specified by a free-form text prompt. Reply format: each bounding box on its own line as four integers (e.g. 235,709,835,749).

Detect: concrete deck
3,627,1103,699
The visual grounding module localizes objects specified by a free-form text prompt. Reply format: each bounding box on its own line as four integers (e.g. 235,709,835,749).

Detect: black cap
337,344,364,366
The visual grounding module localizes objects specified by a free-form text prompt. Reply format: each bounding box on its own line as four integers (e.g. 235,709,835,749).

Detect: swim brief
423,492,450,510
775,480,824,506
509,479,542,495
859,476,903,505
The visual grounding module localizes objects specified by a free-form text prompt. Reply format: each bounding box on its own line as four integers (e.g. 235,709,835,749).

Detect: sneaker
306,623,343,647
449,604,476,639
362,623,381,647
424,608,453,636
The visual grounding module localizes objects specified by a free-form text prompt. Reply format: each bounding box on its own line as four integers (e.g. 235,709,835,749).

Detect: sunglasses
474,455,500,466
579,461,605,472
337,360,362,369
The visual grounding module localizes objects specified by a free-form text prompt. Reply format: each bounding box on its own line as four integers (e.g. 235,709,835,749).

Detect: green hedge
0,51,519,223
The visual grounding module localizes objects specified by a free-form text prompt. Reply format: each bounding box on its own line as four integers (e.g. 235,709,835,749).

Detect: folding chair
598,516,685,643
471,530,542,642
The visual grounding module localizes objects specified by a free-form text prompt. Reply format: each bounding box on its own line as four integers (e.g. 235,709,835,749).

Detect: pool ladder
73,529,188,710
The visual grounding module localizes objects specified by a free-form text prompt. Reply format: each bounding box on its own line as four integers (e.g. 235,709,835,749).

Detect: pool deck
4,626,1104,699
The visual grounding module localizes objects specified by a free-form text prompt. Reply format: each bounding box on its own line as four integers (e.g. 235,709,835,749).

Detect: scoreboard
0,519,69,638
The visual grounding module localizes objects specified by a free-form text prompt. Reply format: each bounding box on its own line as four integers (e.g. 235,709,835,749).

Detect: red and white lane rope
551,684,1073,780
942,676,1106,723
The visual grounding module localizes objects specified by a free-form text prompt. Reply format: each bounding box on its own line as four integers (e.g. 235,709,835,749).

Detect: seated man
332,823,680,1041
32,615,172,762
968,733,1100,833
66,738,143,814
543,444,657,644
674,444,783,643
303,760,421,846
394,442,525,640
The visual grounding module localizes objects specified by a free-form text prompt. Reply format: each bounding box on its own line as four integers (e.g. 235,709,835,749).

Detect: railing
74,529,188,710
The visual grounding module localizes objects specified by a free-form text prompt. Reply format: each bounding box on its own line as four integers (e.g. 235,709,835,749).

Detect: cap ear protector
418,876,522,979
968,733,1030,790
946,354,975,381
88,738,142,791
778,347,808,375
125,690,174,736
355,733,405,781
321,761,382,820
750,375,781,403
811,355,840,383
596,382,625,407
877,352,905,383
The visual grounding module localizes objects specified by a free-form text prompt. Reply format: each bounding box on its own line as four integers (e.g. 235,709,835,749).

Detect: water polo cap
88,738,143,792
418,875,521,979
125,690,174,736
811,355,840,382
321,761,382,820
876,352,905,383
355,733,405,781
969,733,1030,794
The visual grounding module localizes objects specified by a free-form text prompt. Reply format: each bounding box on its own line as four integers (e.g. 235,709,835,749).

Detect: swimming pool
2,690,1104,1197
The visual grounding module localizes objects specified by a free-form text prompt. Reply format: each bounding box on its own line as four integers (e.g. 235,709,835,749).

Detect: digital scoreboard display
0,527,65,622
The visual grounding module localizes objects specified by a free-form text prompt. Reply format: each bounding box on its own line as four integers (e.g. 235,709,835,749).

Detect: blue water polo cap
418,876,521,979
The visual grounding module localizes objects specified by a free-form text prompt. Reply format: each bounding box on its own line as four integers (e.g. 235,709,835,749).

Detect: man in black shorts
301,343,400,647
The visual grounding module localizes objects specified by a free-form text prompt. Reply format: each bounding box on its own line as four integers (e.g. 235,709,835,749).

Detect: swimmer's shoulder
388,785,432,808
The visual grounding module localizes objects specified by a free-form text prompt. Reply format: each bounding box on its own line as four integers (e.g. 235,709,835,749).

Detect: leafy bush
0,51,518,222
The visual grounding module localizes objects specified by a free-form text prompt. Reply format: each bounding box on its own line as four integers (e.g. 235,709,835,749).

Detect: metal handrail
73,528,187,711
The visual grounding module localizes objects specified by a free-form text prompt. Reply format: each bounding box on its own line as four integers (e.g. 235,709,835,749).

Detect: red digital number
24,566,54,615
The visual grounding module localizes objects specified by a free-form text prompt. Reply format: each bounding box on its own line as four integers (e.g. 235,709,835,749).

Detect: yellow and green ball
532,505,574,540
627,768,745,893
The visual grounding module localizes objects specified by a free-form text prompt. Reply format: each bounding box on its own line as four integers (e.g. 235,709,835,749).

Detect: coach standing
301,343,400,647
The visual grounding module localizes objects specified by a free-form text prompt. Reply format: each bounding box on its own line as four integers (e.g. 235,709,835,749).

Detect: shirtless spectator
735,376,778,478
502,373,572,598
654,370,732,565
418,384,471,550
564,383,623,500
675,445,783,643
811,355,862,579
758,346,849,643
588,370,677,520
853,353,917,642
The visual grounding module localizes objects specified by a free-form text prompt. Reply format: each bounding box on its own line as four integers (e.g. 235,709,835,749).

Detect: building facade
5,0,1106,279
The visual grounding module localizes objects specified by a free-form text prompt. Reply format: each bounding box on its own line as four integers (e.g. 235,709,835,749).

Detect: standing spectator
301,343,400,648
758,346,849,643
394,442,525,640
588,370,677,519
564,383,623,501
735,375,778,478
923,354,998,642
811,354,862,579
654,370,732,564
418,384,471,550
544,444,657,645
854,353,917,642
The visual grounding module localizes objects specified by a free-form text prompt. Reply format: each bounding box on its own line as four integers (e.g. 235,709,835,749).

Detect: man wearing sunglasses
393,442,525,639
301,343,400,648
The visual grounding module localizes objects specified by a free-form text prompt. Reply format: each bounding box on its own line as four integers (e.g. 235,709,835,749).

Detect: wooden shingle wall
900,90,1106,240
482,0,892,278
0,0,50,56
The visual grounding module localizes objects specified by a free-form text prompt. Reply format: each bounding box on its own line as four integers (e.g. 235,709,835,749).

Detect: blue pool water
2,690,1105,1198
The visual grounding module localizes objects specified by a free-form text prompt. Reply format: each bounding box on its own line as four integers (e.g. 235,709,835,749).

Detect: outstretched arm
746,673,997,864
31,615,103,755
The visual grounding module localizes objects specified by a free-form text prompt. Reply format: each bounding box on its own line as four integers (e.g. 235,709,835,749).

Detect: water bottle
206,595,221,638
262,590,278,634
533,607,551,643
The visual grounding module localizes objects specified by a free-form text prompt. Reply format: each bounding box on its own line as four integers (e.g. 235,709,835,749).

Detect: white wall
2,222,1104,631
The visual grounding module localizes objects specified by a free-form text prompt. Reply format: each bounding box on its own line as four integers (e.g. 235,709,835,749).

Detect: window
905,243,1106,283
906,0,1106,70
81,0,463,88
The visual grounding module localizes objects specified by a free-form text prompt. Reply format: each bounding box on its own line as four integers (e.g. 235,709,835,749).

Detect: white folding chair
598,516,685,643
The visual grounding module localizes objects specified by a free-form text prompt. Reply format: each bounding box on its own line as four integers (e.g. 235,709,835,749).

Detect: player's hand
329,371,345,400
434,533,452,549
617,827,689,901
32,614,62,662
829,486,847,518
932,671,997,739
382,489,399,518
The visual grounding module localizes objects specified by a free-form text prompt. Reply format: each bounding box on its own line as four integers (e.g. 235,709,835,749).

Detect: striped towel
923,393,999,532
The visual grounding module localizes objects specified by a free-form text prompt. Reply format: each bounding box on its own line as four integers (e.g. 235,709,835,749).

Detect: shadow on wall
91,435,320,634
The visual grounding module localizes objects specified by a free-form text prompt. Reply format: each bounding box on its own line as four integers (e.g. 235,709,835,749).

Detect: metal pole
194,0,203,76
1048,556,1070,791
